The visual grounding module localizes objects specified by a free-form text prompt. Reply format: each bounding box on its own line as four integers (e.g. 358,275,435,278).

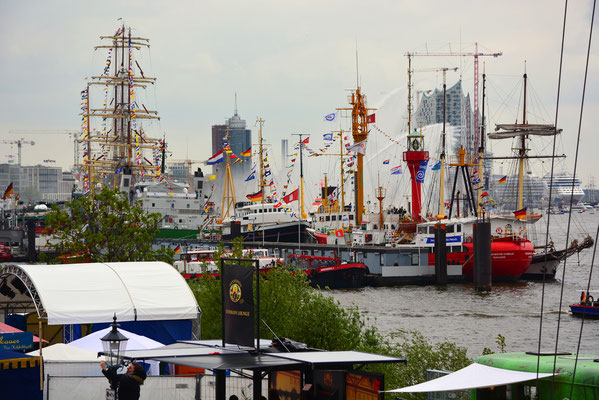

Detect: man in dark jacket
100,360,147,400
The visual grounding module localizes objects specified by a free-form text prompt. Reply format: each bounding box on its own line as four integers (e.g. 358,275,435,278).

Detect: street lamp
100,314,128,367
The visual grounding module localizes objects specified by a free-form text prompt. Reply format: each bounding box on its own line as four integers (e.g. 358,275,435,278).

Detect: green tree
45,187,173,263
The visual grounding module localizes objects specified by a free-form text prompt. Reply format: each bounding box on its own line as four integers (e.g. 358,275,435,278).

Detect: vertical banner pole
255,259,260,353
220,258,225,348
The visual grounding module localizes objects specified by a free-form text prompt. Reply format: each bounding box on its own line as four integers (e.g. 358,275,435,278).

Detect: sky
0,0,597,204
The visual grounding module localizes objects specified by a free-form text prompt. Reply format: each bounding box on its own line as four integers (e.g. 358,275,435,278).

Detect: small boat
286,254,367,289
570,292,599,318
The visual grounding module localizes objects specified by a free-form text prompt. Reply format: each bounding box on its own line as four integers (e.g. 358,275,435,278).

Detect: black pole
448,167,460,218
215,369,226,400
220,258,225,348
255,259,260,353
253,370,262,400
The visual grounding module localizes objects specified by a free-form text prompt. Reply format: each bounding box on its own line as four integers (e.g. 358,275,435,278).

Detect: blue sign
425,235,462,244
0,332,34,351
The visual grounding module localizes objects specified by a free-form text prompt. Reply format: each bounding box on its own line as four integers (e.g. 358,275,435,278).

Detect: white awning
387,363,555,393
10,262,199,325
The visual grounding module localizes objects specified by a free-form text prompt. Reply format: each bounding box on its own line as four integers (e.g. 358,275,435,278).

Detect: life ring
589,295,595,303
496,227,503,235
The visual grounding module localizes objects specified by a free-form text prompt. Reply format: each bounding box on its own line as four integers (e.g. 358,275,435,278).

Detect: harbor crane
407,44,502,155
8,130,79,167
1,138,35,166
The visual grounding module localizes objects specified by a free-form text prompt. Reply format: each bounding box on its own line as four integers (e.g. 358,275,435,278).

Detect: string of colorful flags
80,87,90,191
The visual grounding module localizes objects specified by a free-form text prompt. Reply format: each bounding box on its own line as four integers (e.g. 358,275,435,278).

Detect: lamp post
101,314,128,368
101,315,128,399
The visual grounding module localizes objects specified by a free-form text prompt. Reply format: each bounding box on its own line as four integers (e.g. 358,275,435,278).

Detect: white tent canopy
387,363,555,393
28,343,102,362
68,327,163,376
5,262,199,325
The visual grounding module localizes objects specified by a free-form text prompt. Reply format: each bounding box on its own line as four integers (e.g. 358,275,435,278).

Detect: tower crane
1,139,35,166
407,44,502,156
8,130,79,167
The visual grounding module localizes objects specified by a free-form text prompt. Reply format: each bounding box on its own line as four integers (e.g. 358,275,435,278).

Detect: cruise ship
543,173,585,205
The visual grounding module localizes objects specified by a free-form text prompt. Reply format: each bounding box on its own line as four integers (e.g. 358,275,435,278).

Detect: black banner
222,263,255,347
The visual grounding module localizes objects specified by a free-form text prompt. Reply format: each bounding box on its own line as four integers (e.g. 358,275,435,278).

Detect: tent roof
68,327,163,352
0,322,46,343
116,342,405,372
0,262,199,325
387,363,555,393
27,343,101,362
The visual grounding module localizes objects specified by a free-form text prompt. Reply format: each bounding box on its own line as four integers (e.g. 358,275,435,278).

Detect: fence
46,374,268,400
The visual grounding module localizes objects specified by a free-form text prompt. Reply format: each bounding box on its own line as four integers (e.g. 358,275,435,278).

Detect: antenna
355,40,359,88
234,93,238,115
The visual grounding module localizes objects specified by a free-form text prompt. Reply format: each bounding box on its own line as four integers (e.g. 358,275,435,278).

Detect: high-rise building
413,79,474,156
211,108,252,202
0,163,75,203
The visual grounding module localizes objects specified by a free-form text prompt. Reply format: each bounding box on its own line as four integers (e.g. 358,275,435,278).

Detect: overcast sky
1,1,597,198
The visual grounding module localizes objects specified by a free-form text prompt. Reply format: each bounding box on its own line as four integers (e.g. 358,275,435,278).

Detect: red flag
481,191,489,198
301,137,310,144
367,113,376,123
335,229,344,238
282,188,299,203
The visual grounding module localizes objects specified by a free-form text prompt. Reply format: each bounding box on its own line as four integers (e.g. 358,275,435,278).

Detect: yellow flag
207,175,216,181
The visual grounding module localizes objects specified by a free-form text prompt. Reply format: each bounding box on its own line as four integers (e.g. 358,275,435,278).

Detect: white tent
29,343,102,362
387,363,555,393
69,327,163,376
3,261,199,325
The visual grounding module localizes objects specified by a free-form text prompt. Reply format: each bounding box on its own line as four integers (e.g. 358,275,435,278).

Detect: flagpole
292,134,308,251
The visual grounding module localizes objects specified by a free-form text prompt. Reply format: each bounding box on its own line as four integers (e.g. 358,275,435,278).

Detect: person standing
100,361,147,400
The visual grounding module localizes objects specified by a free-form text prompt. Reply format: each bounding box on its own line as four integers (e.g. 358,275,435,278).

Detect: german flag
513,207,527,219
246,190,263,202
240,147,251,157
2,182,13,200
174,245,181,254
497,176,507,184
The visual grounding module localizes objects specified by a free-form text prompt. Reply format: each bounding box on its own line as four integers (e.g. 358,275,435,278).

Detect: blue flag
323,133,333,141
416,161,428,183
245,171,256,182
391,165,402,175
431,161,441,171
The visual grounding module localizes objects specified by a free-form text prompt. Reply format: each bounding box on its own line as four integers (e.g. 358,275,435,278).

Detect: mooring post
434,223,447,285
26,219,37,262
473,218,492,291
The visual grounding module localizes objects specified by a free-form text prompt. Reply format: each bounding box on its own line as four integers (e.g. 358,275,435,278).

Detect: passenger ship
542,172,585,205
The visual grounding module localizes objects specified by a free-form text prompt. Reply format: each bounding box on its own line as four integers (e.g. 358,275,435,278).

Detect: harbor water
328,213,599,357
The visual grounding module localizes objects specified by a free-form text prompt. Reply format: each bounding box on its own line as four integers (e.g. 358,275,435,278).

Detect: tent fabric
27,343,102,362
84,319,193,345
387,363,555,393
68,327,163,376
13,262,199,325
0,321,46,343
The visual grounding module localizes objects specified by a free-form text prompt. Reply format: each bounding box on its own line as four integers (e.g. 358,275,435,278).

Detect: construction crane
407,44,502,156
8,130,79,167
1,138,35,166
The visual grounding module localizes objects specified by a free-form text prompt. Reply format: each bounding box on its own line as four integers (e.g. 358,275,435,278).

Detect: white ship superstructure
543,173,584,205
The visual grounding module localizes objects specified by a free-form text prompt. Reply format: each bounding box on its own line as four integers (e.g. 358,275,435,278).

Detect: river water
327,212,599,357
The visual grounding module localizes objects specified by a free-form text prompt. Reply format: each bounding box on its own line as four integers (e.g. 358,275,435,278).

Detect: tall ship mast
80,25,162,194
